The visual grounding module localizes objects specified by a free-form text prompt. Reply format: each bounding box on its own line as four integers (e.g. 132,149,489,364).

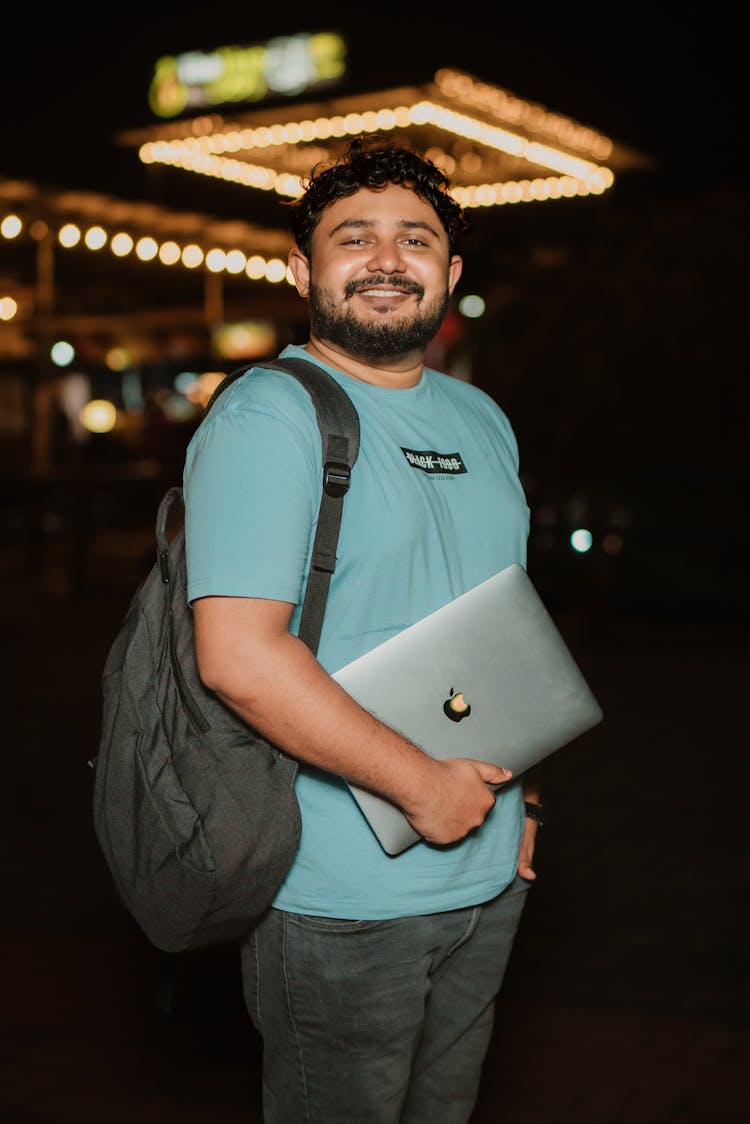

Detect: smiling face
288,183,463,365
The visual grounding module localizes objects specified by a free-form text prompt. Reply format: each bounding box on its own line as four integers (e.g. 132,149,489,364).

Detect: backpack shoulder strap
204,356,360,656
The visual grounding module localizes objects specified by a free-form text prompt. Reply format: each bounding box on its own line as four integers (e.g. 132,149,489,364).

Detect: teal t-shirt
184,345,530,918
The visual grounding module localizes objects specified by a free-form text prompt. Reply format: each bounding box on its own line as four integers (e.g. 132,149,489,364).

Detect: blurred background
1,13,746,620
2,10,747,1123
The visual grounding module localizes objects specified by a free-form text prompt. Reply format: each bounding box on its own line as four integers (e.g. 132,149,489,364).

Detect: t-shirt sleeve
183,379,321,605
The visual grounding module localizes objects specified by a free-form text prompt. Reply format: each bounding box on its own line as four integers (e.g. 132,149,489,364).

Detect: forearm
207,624,435,809
518,769,541,880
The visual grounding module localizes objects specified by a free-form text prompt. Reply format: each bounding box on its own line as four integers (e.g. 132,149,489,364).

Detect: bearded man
184,136,541,1124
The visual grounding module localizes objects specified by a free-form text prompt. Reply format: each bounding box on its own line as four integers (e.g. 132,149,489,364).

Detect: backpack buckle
323,461,350,498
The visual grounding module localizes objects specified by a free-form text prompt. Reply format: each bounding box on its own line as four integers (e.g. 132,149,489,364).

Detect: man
184,136,541,1123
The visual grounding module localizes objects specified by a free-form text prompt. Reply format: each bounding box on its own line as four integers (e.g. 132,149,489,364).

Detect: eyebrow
328,218,442,240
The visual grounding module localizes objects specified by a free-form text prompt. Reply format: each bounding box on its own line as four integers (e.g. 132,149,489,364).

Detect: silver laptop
332,563,603,855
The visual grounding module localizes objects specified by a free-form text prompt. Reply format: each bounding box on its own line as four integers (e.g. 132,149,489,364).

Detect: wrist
382,738,439,811
523,800,544,827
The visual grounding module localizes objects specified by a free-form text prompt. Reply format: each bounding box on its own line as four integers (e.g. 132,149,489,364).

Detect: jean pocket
286,912,386,934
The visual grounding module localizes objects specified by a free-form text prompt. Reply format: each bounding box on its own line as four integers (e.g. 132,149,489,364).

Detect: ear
288,248,311,298
447,255,463,296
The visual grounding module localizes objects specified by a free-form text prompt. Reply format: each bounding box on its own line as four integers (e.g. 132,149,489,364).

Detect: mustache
344,276,425,299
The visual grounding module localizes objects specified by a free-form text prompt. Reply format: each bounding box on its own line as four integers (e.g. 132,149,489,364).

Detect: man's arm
517,772,542,880
193,595,513,846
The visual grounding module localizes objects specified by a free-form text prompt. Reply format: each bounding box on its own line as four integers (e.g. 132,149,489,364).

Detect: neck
302,336,424,389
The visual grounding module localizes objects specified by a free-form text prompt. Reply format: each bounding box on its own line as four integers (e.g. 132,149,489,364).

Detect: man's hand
401,758,512,845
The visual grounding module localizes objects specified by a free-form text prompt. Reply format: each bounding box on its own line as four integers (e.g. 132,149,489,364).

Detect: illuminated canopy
120,67,653,210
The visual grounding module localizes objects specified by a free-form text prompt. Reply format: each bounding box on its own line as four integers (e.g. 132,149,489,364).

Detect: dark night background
2,11,748,1123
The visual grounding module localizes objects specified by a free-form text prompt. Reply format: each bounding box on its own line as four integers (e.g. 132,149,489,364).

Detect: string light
0,212,295,287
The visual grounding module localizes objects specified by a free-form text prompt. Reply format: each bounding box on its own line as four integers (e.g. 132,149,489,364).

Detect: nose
366,239,406,274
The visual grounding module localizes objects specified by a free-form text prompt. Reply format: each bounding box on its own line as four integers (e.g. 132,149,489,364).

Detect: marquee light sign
148,31,347,118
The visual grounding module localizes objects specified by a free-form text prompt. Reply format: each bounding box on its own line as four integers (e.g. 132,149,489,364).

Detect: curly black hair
286,135,470,258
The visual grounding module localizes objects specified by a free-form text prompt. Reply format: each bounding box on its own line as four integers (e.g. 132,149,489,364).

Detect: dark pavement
2,524,749,1123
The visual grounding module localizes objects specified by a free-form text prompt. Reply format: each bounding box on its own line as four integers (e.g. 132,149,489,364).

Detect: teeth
361,289,403,297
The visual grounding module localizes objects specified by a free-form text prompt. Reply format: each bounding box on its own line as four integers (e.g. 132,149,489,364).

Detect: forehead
315,183,447,241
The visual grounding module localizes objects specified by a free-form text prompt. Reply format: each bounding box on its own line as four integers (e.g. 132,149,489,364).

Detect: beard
308,276,451,361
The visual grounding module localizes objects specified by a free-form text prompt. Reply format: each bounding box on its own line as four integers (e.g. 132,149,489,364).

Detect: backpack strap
205,356,360,657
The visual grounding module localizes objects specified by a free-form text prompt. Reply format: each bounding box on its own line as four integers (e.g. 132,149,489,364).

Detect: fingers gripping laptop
332,564,603,855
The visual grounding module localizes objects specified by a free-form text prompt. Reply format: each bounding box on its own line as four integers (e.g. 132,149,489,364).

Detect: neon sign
149,31,347,118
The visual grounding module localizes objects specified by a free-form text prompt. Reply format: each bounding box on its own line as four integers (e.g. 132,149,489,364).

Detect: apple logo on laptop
443,687,471,722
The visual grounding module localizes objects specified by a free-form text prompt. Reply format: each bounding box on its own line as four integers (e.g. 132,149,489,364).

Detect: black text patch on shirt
401,448,468,474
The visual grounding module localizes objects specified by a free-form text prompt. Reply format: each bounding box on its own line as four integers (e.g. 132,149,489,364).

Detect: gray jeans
241,874,531,1124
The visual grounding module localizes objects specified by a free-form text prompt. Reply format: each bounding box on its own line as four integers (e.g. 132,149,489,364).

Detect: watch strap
524,801,544,827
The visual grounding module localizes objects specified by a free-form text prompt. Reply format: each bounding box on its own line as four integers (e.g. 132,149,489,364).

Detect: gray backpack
90,357,360,953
